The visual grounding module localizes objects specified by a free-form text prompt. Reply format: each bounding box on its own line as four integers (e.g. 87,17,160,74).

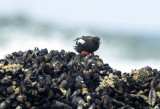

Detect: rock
0,48,159,108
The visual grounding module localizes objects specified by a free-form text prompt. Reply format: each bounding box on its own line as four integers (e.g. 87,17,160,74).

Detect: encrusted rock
0,48,159,109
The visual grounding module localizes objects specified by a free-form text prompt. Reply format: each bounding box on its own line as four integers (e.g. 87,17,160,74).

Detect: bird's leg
82,51,89,55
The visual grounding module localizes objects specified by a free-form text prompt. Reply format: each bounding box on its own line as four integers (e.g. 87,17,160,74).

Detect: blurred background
0,0,160,73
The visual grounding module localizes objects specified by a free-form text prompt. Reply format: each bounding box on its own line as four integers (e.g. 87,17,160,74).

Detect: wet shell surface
0,48,160,109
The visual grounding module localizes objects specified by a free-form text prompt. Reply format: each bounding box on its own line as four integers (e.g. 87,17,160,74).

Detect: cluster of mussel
0,48,160,109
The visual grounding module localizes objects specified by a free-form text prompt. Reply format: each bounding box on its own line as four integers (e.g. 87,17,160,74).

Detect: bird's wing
74,38,85,45
77,39,85,45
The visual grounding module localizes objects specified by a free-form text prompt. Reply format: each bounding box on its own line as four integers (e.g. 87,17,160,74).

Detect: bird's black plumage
74,36,100,54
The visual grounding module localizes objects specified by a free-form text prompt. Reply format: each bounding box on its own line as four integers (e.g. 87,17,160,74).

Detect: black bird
74,36,100,54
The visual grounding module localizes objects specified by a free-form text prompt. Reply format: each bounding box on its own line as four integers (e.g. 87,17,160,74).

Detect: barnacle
99,73,119,88
131,68,151,82
82,88,88,95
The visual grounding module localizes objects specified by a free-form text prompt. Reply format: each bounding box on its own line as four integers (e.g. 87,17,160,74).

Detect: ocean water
0,15,160,73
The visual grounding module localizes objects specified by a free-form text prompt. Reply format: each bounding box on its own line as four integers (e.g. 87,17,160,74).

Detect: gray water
0,15,160,72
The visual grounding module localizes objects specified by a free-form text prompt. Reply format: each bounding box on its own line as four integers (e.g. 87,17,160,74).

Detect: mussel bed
0,48,160,109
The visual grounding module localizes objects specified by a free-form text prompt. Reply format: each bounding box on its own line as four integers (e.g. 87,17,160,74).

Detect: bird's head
93,37,100,44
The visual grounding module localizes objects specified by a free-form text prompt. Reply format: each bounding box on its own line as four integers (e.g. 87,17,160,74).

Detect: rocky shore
0,48,159,109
